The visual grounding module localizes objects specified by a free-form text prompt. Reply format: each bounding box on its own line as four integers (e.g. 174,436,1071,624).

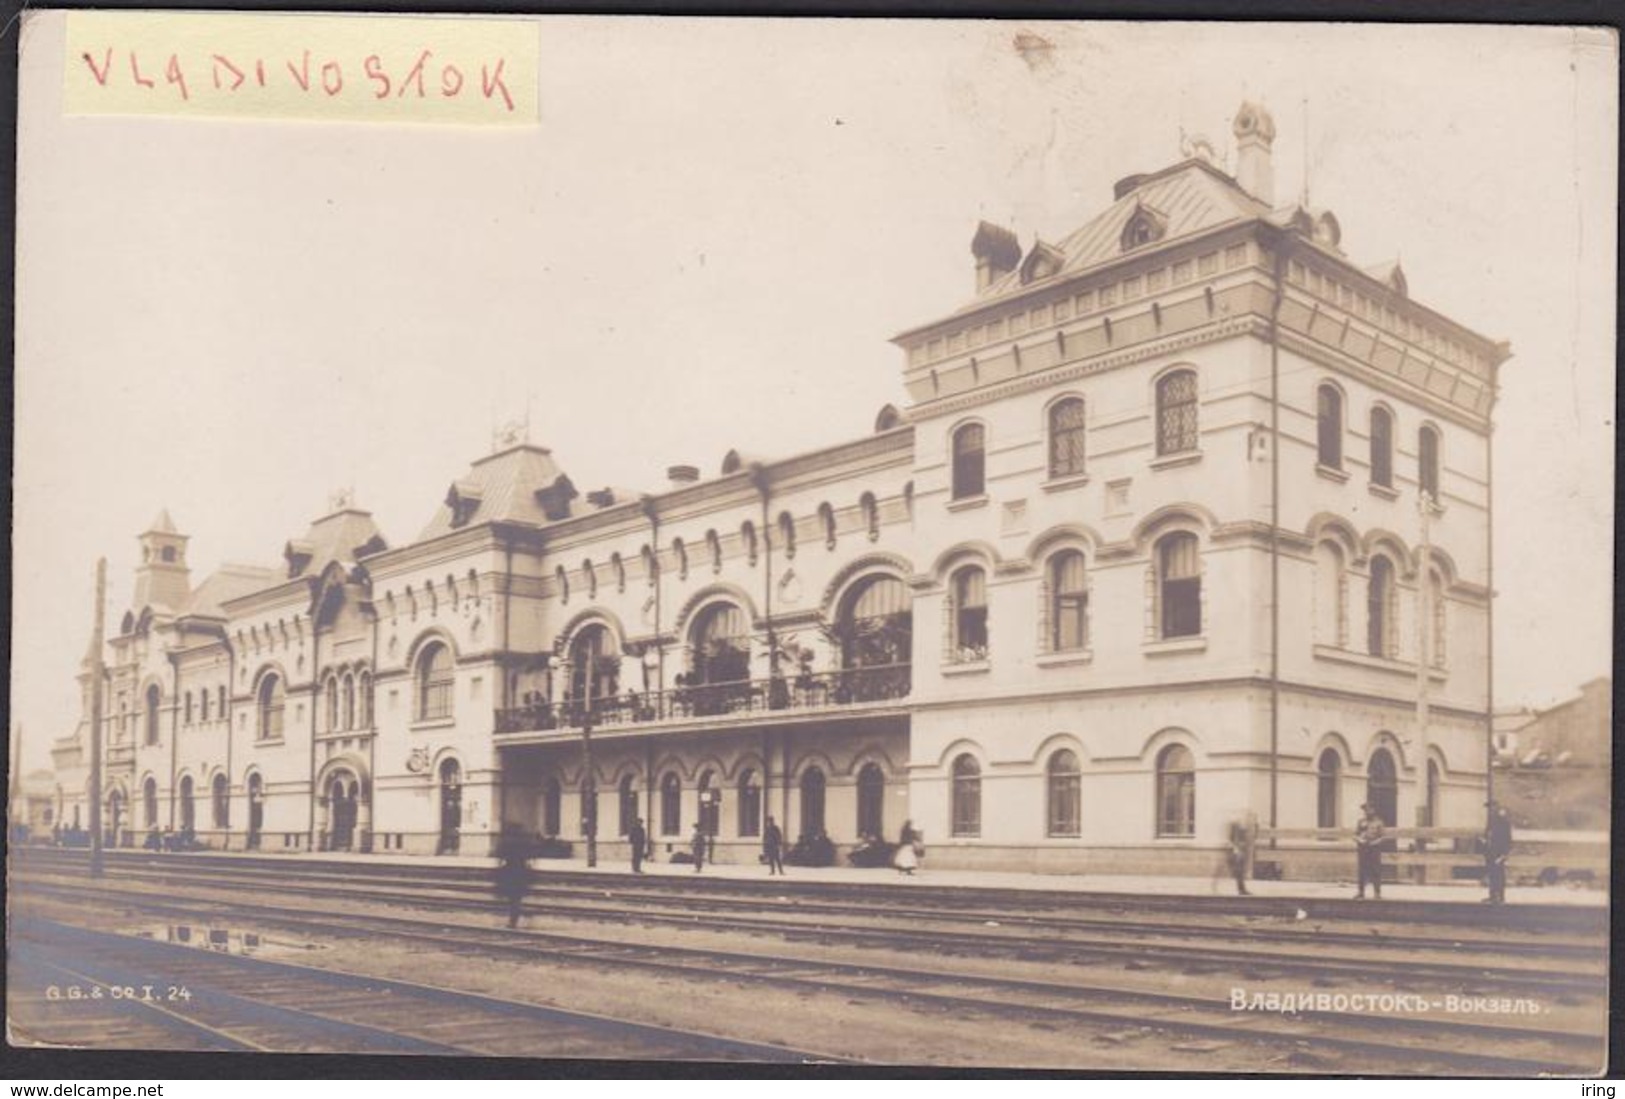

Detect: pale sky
12,17,1617,771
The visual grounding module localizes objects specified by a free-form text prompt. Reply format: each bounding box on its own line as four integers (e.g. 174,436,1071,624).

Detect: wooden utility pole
89,558,107,878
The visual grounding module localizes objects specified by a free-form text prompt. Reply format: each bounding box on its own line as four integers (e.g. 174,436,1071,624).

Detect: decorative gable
1019,239,1066,284
1120,201,1168,251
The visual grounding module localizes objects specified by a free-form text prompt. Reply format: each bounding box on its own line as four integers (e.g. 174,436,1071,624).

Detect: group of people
1220,800,1516,904
493,801,1520,929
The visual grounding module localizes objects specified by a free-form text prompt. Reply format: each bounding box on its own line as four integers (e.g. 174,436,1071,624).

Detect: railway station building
49,103,1508,874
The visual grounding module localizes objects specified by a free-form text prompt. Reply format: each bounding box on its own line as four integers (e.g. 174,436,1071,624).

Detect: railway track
21,851,1601,961
15,877,1605,1074
9,915,845,1062
18,848,1606,935
16,860,1606,999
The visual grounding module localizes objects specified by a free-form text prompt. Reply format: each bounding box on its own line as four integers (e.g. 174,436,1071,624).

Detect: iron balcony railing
494,662,911,735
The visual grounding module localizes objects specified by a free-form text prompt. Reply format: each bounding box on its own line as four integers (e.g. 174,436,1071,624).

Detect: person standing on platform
628,816,648,874
493,824,532,929
763,815,785,876
1225,818,1253,896
1484,801,1513,904
1353,803,1385,900
894,820,920,876
690,822,706,873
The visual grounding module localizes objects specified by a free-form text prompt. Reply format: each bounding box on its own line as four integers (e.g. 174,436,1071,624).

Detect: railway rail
13,866,1607,1074
15,855,1606,1000
9,915,844,1063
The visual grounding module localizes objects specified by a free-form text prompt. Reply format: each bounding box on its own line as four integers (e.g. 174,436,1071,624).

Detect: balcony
494,662,911,737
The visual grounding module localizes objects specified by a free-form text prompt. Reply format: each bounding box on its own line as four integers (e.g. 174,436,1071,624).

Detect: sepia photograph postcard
7,10,1618,1077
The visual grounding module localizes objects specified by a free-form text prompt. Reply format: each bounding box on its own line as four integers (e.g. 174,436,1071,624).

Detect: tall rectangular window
1157,534,1202,639
951,423,986,499
1155,371,1198,455
1047,398,1087,478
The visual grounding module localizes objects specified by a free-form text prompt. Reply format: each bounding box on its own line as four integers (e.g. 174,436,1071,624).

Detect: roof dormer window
1120,202,1167,252
445,480,484,529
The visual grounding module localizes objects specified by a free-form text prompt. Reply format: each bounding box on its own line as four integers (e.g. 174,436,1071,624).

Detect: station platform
165,846,1609,907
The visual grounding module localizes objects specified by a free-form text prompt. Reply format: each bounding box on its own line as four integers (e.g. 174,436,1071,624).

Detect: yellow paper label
64,11,538,124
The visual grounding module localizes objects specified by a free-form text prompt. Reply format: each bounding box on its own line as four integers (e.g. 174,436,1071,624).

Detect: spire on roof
147,509,178,535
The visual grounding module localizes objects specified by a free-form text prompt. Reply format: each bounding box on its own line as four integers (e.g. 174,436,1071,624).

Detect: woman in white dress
893,820,920,875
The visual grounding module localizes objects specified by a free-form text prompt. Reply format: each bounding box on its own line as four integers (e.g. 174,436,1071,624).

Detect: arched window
1418,425,1441,500
641,545,659,584
144,685,161,746
1046,550,1088,652
697,769,719,837
1316,749,1341,829
257,675,285,741
1370,407,1394,488
860,493,880,541
617,774,638,837
1316,541,1348,647
357,672,373,728
1367,557,1396,658
737,768,761,838
948,566,989,661
1048,397,1087,478
583,559,598,599
217,685,226,721
776,512,796,559
1156,533,1202,639
856,762,885,838
611,552,626,592
837,575,911,676
342,674,356,730
199,689,209,723
818,502,837,550
1316,384,1343,468
211,773,229,829
1155,370,1198,455
178,775,195,834
416,642,454,720
555,565,570,603
184,691,194,725
1429,572,1447,668
690,603,749,685
143,777,158,829
542,776,561,836
324,676,340,732
951,423,986,499
1367,747,1398,826
672,537,689,581
950,754,981,837
1155,744,1195,837
705,530,722,574
568,624,619,703
740,522,758,567
799,767,826,839
659,772,682,835
1047,749,1082,837
1424,759,1441,828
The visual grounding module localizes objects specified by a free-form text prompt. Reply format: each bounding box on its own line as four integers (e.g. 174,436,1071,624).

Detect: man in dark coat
493,824,532,928
628,816,648,874
1484,801,1513,904
763,815,785,876
690,823,706,872
1353,803,1385,900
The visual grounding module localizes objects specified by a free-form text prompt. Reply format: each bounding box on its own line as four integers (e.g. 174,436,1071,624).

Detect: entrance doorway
437,759,462,854
327,772,359,851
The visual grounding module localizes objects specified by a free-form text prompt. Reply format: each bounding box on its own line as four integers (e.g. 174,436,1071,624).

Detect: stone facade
49,104,1508,871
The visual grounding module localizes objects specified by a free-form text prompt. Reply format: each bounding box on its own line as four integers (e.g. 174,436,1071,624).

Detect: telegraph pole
1415,491,1435,842
88,558,107,879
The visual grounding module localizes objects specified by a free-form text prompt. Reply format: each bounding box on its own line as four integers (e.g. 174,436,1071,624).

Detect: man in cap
1353,802,1386,900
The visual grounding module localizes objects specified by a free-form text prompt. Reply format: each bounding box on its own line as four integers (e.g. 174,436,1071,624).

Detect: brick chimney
970,221,1021,292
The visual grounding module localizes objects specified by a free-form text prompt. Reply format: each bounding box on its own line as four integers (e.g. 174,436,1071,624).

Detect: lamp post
561,656,597,869
640,644,660,720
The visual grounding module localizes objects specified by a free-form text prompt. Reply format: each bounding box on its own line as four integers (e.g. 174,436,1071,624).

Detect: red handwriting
80,47,518,112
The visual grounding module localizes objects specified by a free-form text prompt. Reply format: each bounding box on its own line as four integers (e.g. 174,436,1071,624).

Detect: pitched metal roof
418,444,567,540
182,563,281,619
948,159,1271,321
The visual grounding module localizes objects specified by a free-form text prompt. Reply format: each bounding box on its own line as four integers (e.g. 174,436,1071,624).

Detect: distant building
1509,678,1611,767
50,102,1508,871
